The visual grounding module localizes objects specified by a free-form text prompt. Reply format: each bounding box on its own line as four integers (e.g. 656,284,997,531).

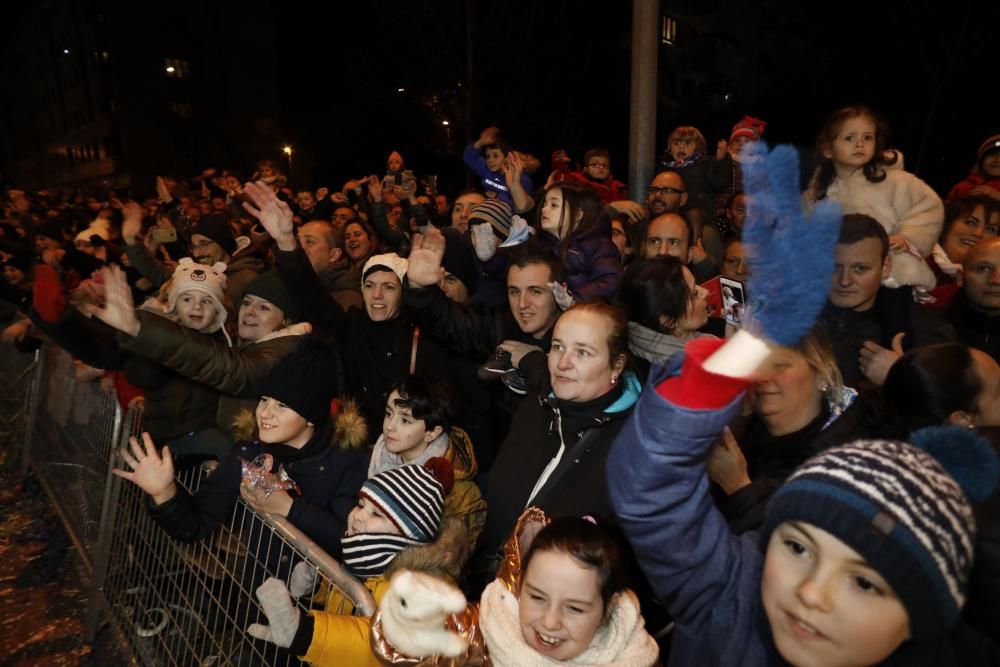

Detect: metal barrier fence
11,344,373,666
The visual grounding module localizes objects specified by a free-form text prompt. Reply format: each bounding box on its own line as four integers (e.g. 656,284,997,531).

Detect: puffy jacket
118,311,310,438
442,428,488,551
537,216,622,303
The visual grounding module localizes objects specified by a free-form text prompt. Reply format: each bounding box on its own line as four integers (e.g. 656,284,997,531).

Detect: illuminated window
661,16,677,46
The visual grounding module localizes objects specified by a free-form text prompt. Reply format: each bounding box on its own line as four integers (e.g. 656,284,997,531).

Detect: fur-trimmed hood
385,517,470,585
230,397,367,451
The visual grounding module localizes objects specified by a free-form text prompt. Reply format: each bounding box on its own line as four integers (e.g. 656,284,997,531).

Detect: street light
441,120,450,126
165,65,176,73
282,145,293,179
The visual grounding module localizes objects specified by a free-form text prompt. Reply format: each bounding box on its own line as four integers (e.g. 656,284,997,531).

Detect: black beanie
258,336,339,426
440,228,479,293
34,219,66,244
243,270,302,323
192,214,237,255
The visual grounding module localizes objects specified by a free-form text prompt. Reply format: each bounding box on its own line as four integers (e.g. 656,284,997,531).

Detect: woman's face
548,309,622,402
750,348,824,436
669,267,709,336
255,396,313,447
238,294,286,341
362,270,402,322
941,204,1000,265
174,291,219,332
518,550,606,661
344,223,373,262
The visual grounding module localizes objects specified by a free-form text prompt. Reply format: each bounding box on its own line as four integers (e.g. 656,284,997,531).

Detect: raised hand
87,265,141,336
706,428,750,495
859,332,905,386
113,432,177,505
739,143,842,347
503,151,524,184
406,228,447,288
367,174,384,202
474,126,499,149
121,202,144,246
155,176,173,204
608,200,644,223
243,181,295,251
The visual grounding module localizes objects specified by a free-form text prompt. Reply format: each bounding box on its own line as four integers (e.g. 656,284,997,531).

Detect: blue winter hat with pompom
759,426,998,640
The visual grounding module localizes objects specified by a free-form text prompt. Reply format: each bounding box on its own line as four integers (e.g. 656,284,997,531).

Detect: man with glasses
641,171,718,282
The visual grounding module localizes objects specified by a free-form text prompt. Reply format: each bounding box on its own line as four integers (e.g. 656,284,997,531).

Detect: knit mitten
288,562,317,599
471,223,498,262
33,264,67,322
548,281,575,310
246,578,300,648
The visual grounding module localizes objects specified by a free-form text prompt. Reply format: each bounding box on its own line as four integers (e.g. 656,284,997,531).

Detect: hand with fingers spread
156,176,173,204
87,265,141,336
113,432,177,505
859,332,905,386
706,427,750,495
407,228,447,288
243,181,296,251
503,151,524,184
474,126,500,150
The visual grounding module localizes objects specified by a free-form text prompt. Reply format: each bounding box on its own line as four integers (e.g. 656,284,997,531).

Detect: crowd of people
2,107,1000,666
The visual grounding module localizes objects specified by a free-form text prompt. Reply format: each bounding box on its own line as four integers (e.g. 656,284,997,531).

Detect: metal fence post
18,346,44,477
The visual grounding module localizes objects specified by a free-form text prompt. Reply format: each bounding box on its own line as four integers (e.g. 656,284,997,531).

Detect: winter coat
945,292,1000,362
947,174,1000,202
32,306,221,443
607,352,1000,667
298,519,470,667
150,415,367,563
272,246,450,442
817,294,956,388
537,215,622,303
462,144,533,208
118,311,311,438
367,507,658,667
318,258,364,313
806,166,944,289
475,372,641,577
555,170,627,206
656,153,720,215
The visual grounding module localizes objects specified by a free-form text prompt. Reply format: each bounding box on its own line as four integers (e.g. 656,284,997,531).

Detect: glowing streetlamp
282,145,293,177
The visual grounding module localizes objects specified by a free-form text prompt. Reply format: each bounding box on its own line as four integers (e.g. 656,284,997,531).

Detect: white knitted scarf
479,579,659,667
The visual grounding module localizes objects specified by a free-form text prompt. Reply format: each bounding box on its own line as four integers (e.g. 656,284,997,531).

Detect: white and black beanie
341,458,454,578
760,426,998,640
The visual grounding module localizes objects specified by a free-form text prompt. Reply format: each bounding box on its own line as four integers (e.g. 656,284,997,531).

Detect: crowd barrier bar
8,343,370,666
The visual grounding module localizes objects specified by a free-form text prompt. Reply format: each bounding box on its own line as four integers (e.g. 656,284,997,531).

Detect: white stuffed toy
379,570,468,658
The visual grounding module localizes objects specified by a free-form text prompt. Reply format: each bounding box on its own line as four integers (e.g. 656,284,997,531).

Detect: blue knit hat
759,427,998,640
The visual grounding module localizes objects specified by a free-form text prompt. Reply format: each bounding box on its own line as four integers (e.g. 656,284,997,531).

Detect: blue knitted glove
741,143,842,346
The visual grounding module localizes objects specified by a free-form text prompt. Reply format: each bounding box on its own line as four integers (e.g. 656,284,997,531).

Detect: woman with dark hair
616,256,711,381
882,342,1000,437
881,342,1000,639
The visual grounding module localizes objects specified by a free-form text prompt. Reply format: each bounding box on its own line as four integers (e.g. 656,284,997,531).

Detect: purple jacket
538,214,622,303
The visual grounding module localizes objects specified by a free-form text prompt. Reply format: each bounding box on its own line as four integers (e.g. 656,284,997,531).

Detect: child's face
827,115,876,171
485,148,506,173
671,137,697,161
256,396,312,447
175,291,219,332
346,496,401,536
982,150,1000,178
382,389,440,461
583,156,610,181
761,521,910,667
728,135,751,158
540,188,571,237
518,550,606,661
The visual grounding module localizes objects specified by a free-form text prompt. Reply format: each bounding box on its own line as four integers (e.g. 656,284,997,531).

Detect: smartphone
426,174,438,195
719,276,746,327
151,227,177,244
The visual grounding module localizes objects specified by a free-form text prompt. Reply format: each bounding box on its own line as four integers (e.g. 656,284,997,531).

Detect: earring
611,375,618,385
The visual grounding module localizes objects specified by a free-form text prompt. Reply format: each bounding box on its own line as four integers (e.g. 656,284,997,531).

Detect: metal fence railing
10,343,371,666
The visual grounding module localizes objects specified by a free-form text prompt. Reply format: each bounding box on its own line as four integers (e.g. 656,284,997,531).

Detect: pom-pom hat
760,426,999,640
360,458,454,543
729,115,767,144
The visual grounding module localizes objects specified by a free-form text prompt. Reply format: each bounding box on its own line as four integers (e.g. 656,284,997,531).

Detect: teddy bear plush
379,570,468,658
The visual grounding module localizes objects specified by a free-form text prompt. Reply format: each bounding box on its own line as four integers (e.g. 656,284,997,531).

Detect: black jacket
945,293,1000,362
150,428,367,561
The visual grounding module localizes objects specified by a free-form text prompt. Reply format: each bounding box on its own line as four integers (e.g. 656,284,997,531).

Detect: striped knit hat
469,199,513,240
341,459,454,578
759,427,998,640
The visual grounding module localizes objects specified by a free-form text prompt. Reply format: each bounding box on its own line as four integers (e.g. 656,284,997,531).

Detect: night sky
268,0,998,196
